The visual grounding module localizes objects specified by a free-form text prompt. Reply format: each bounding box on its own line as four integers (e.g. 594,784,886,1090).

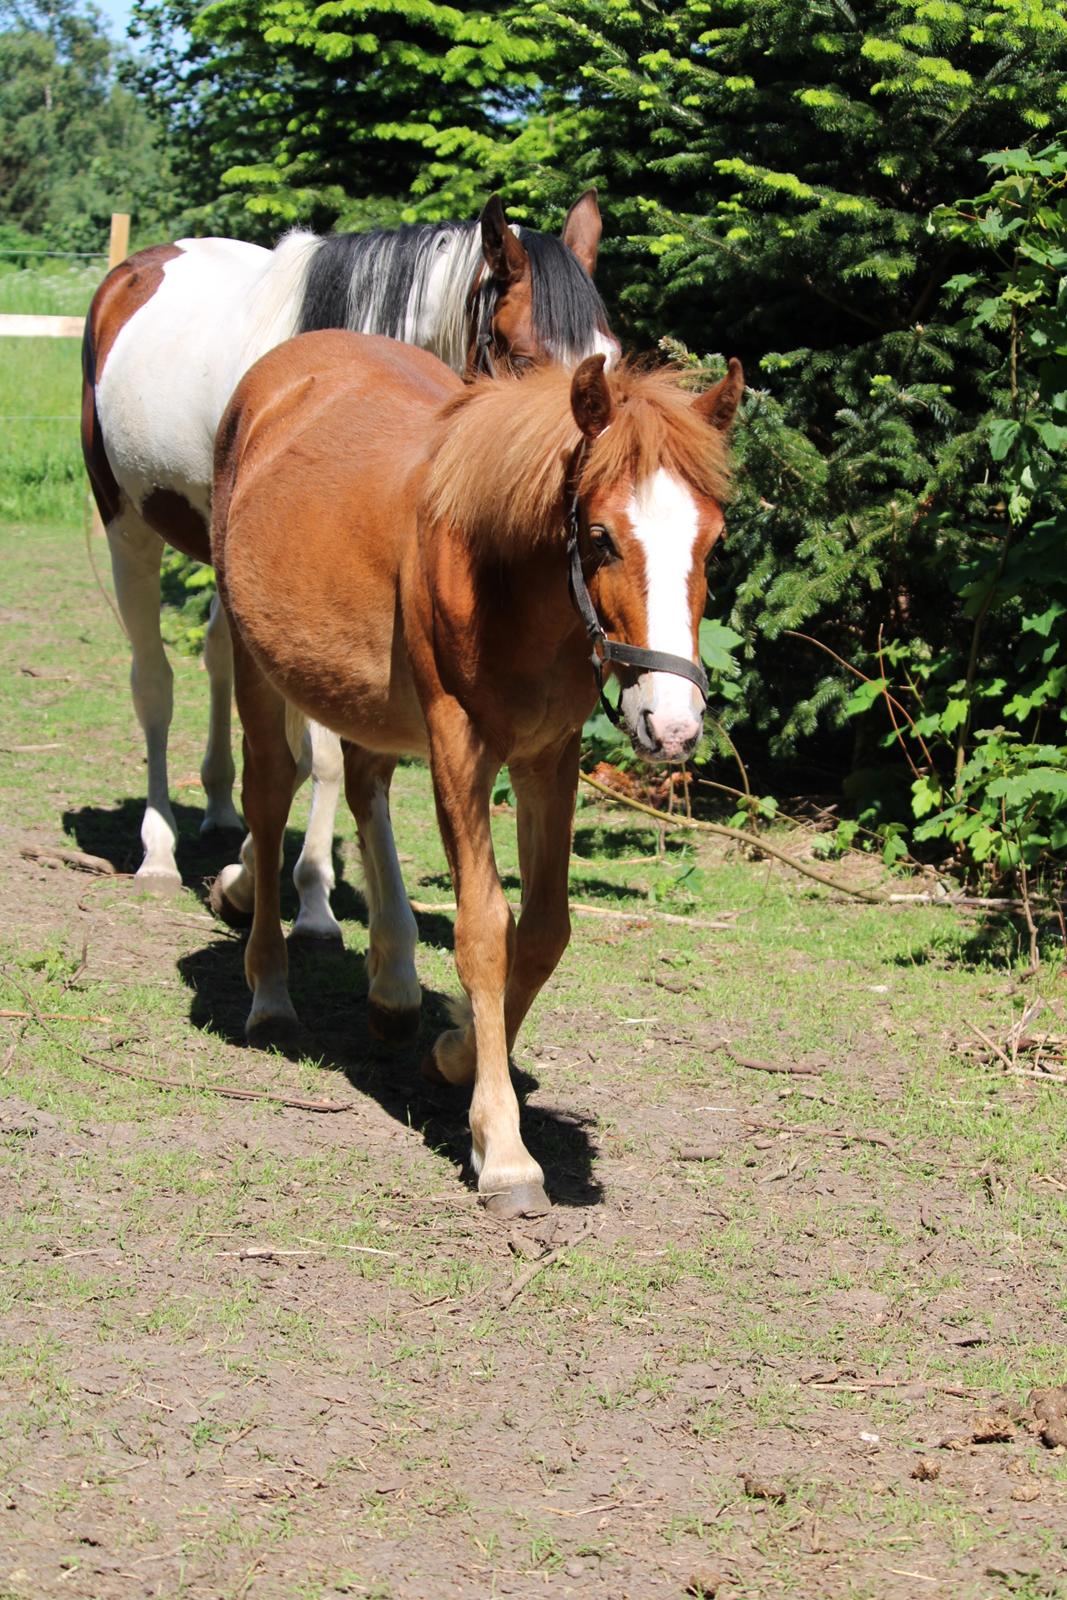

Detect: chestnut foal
211,332,742,1217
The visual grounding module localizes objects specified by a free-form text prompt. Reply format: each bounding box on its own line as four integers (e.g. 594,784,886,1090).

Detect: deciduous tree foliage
115,0,1067,883
0,0,168,249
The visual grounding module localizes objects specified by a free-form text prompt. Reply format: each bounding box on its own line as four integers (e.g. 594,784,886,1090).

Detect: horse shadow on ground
62,797,369,924
64,797,602,1207
889,915,1040,973
177,927,602,1211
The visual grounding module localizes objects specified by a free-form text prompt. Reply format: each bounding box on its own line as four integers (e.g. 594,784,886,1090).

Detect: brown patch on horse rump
82,243,185,530
141,487,211,564
81,323,122,526
86,243,183,378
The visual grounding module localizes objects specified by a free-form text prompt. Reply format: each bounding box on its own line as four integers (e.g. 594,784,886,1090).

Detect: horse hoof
368,1002,421,1044
287,924,344,950
246,1014,300,1052
134,867,182,897
480,1182,552,1220
200,819,245,843
421,1051,449,1087
208,874,253,930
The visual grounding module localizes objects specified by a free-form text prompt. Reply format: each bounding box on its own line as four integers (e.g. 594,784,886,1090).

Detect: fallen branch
887,891,1064,910
68,1049,355,1112
218,1248,314,1261
0,1008,113,1024
408,897,738,931
498,1221,595,1311
720,1045,822,1078
20,844,118,876
964,1019,1014,1072
579,772,887,903
296,1236,398,1257
744,1118,894,1150
961,1021,1067,1080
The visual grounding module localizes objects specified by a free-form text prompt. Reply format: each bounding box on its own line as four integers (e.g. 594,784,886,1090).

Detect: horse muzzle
622,677,704,764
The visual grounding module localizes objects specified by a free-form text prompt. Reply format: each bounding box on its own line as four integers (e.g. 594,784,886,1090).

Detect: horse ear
480,194,529,287
693,357,744,433
571,353,614,439
561,189,601,277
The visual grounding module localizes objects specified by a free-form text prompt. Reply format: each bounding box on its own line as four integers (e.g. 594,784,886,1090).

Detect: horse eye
589,524,619,562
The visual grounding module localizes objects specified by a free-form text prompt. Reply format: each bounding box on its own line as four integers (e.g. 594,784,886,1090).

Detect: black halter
564,444,710,728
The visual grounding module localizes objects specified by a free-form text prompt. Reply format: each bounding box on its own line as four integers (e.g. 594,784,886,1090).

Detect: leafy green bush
841,142,1067,886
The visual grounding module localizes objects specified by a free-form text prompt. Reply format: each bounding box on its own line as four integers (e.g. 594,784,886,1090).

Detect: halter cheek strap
564,450,709,730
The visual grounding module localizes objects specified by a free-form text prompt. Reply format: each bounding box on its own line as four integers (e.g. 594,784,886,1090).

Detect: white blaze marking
625,469,701,720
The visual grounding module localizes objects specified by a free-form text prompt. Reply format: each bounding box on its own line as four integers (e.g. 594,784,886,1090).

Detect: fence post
91,214,132,537
108,213,130,272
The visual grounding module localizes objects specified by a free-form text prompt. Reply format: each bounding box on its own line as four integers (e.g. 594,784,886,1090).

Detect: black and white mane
292,220,610,372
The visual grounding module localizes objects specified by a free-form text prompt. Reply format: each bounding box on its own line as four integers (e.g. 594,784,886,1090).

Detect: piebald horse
81,194,613,932
210,331,743,1217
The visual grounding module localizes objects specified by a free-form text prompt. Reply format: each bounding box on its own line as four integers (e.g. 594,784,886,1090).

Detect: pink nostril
647,712,701,751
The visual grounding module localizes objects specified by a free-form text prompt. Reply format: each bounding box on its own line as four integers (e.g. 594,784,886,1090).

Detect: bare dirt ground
1,523,1065,1600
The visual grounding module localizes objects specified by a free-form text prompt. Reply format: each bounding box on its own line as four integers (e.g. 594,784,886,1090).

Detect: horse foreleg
290,721,345,944
231,641,298,1045
426,701,548,1219
106,515,179,890
343,746,421,1041
199,592,244,837
504,737,580,1051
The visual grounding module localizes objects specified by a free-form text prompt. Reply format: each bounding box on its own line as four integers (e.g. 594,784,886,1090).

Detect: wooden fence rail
0,213,128,341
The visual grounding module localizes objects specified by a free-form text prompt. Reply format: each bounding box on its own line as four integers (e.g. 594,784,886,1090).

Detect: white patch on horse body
96,239,274,514
625,468,703,724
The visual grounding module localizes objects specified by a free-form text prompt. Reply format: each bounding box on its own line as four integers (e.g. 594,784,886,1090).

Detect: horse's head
471,192,618,377
569,355,745,764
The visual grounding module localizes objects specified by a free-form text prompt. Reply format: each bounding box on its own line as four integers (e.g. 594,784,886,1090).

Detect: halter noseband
564,443,710,730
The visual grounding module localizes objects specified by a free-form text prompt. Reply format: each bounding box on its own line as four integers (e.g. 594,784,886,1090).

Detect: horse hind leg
106,512,180,891
199,592,244,837
211,705,316,932
232,648,299,1045
343,746,421,1041
290,720,345,945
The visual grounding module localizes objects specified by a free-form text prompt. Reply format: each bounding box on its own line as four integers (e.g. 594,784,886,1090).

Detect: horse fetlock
200,794,243,837
289,903,344,946
291,859,340,943
136,807,180,892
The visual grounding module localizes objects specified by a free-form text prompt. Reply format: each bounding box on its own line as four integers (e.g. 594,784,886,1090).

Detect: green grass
1,491,1066,1592
0,262,98,522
